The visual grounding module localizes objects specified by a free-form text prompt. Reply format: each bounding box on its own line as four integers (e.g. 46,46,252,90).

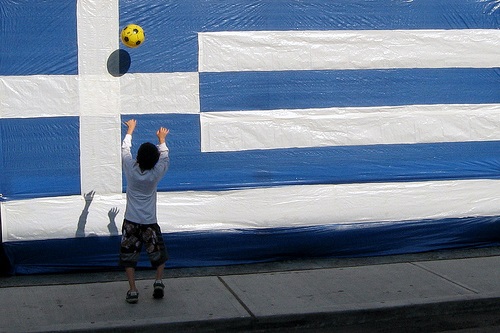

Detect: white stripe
120,73,200,114
0,72,201,119
198,29,500,72
77,0,122,195
200,104,500,152
0,76,79,118
2,179,500,241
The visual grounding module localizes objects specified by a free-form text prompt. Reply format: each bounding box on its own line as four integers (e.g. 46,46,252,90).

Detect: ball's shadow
107,49,131,77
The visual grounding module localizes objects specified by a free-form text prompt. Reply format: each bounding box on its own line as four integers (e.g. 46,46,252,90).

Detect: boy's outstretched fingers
157,127,169,138
124,119,137,135
124,119,137,127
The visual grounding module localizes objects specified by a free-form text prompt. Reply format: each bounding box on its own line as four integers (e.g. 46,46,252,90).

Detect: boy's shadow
75,191,119,237
107,207,120,236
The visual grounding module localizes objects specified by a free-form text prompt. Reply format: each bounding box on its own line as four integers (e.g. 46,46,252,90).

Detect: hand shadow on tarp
76,191,119,237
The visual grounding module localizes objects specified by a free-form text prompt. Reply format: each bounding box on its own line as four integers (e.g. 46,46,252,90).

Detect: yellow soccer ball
120,24,145,48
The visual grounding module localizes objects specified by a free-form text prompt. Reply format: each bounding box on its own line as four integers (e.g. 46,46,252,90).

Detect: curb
39,297,500,333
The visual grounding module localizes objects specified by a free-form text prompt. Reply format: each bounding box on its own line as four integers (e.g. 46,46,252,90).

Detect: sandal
126,290,139,304
153,280,165,299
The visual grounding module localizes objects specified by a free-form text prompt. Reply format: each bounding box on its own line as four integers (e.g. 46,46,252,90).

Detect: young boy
120,119,170,304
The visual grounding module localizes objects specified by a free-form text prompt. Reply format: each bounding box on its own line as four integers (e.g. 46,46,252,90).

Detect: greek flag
0,0,499,273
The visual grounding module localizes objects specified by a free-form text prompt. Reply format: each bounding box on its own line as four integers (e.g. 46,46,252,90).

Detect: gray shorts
119,219,168,268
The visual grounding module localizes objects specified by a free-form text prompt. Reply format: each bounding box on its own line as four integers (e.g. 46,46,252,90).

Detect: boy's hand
157,127,169,144
124,119,137,135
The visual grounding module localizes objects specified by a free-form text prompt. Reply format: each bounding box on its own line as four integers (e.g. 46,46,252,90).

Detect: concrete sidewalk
1,248,500,333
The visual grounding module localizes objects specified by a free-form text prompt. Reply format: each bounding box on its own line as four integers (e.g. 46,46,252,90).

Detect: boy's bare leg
153,263,166,299
155,263,165,281
125,267,138,291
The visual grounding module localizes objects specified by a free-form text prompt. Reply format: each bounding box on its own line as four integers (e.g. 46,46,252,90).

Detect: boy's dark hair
137,142,160,171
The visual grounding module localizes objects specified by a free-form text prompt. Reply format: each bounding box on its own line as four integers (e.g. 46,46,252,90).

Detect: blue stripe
0,0,78,76
119,0,500,73
0,117,81,200
200,69,500,111
1,1,497,75
126,114,500,193
4,215,500,274
160,140,500,192
1,114,498,200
